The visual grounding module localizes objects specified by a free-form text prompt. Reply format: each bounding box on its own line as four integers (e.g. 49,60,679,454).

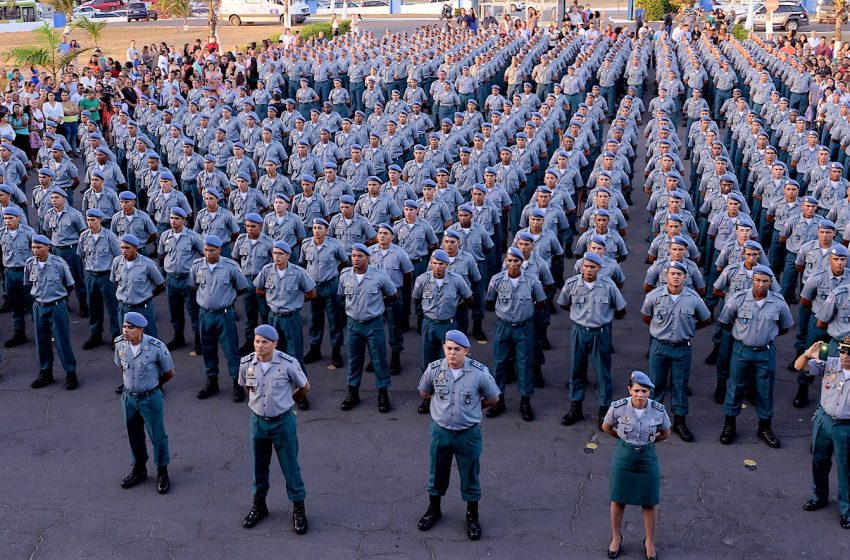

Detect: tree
158,0,192,29
206,0,220,42
45,0,75,20
3,22,84,85
835,0,846,42
73,17,107,47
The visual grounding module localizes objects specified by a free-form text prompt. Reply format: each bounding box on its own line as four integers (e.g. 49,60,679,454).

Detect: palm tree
3,22,84,85
835,0,846,42
206,0,221,42
73,17,107,47
158,0,193,29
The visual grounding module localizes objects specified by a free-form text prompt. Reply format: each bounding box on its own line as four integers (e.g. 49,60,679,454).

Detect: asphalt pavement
0,62,846,560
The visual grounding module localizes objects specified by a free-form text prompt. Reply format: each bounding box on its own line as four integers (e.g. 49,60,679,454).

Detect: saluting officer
416,330,500,541
25,235,78,390
1,206,34,348
238,324,310,535
794,339,850,530
413,249,474,401
254,241,317,410
640,261,712,442
78,208,121,350
485,247,547,421
338,243,398,413
157,207,204,353
559,252,628,430
114,312,175,495
112,234,165,337
717,265,794,448
191,235,250,402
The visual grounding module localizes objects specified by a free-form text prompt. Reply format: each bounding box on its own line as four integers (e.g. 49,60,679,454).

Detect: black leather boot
532,364,545,388
65,371,78,391
232,379,246,403
196,376,220,399
340,386,360,410
377,388,391,413
417,495,442,531
757,419,781,448
714,377,727,404
561,401,583,425
705,343,720,364
79,299,89,318
242,496,268,528
292,501,308,534
31,370,54,389
672,415,694,442
304,345,322,364
156,466,170,494
720,415,736,445
520,396,534,422
166,334,186,351
792,383,810,408
472,319,486,341
82,335,104,350
121,464,147,489
4,331,28,348
465,501,481,541
485,395,505,418
332,346,343,368
389,351,401,375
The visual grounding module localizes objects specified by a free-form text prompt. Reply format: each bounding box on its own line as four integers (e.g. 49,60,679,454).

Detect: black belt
6,266,23,271
316,279,335,287
653,337,690,347
125,299,152,309
498,318,531,328
124,387,159,398
411,257,428,264
55,244,78,250
203,306,233,314
736,341,772,352
821,408,850,425
574,324,606,333
36,298,66,307
271,309,299,318
254,409,292,422
88,270,110,276
168,272,189,279
618,439,654,453
349,316,381,325
424,318,454,325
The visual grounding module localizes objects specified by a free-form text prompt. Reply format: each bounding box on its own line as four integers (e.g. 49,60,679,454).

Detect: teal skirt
609,440,660,506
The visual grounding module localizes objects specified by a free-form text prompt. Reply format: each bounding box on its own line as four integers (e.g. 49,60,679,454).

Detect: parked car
72,5,99,18
82,0,124,11
734,2,809,31
816,0,847,23
221,0,310,25
127,1,157,21
360,0,388,6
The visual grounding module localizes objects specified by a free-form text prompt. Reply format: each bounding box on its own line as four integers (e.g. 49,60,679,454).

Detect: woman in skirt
602,371,671,560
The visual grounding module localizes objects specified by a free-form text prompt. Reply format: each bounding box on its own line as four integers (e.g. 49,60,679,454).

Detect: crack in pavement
569,470,592,535
693,468,772,540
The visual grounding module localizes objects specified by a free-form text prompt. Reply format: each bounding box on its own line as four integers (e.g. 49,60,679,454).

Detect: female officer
602,371,671,560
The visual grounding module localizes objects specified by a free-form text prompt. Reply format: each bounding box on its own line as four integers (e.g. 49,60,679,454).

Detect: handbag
29,132,42,149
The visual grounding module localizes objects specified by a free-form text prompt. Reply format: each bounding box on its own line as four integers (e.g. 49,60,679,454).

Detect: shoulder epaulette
468,359,485,371
612,398,628,408
240,354,254,364
651,400,665,412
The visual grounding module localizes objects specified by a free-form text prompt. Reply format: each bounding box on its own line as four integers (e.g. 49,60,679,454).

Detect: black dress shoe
121,466,148,489
4,333,28,348
196,377,220,399
417,507,442,531
720,416,736,445
757,420,781,448
31,370,54,389
417,399,430,414
242,497,269,528
465,515,482,541
65,371,78,390
166,336,186,351
156,467,170,494
561,401,583,425
304,346,322,364
340,387,360,410
292,505,308,535
485,395,505,418
841,516,850,529
297,397,310,411
232,380,246,403
520,396,534,422
82,336,104,350
377,388,391,413
802,499,827,511
607,546,621,559
793,383,810,408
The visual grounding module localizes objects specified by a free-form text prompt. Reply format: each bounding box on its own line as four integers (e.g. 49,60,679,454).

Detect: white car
72,5,100,18
221,0,311,26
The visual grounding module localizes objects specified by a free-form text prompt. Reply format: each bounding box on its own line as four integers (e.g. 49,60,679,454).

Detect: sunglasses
839,347,850,355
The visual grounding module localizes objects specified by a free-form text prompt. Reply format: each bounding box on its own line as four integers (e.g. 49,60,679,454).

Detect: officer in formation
1,206,34,348
238,324,310,534
794,339,850,530
416,330,500,541
114,311,174,495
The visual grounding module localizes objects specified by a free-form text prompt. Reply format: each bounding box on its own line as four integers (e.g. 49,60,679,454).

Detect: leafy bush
296,19,351,40
636,0,672,21
732,23,749,40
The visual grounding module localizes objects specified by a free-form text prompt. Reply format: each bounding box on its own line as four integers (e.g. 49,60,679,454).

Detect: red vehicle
81,0,125,11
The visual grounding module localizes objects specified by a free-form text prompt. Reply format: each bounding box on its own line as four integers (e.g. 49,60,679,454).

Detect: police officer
157,207,204,353
794,339,850,529
1,206,33,347
238,324,310,535
114,312,174,495
191,235,250,402
232,213,274,353
485,247,547,421
602,371,671,560
338,243,398,413
717,265,794,447
301,218,349,368
111,191,158,257
416,330,500,541
254,240,317,410
25,235,78,390
78,208,121,349
640,261,712,442
43,187,88,317
112,234,165,337
559,252,628,429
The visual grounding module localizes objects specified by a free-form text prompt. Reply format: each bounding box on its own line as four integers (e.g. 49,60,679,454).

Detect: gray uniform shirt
603,398,671,446
114,334,174,392
239,350,309,416
418,357,500,430
641,286,711,342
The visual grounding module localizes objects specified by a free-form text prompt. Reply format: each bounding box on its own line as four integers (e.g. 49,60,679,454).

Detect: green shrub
635,0,672,21
732,23,749,40
296,19,351,40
